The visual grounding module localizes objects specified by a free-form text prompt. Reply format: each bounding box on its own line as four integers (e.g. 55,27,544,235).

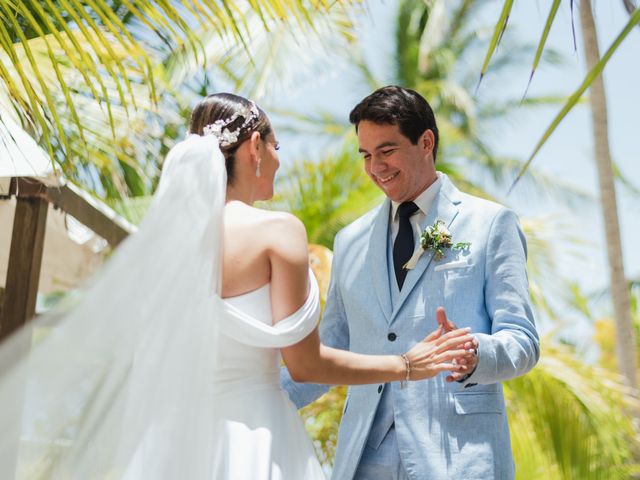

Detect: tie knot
397,201,419,219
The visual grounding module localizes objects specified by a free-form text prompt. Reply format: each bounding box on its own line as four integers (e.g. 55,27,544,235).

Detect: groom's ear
420,129,435,154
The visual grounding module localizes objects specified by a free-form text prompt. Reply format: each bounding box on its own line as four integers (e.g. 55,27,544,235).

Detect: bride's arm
268,213,472,385
282,327,472,385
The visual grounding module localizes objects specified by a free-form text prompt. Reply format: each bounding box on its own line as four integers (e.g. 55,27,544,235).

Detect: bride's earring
256,159,262,178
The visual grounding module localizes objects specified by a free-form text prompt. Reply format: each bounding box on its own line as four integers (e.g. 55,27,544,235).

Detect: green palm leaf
477,0,513,90
0,0,353,176
523,0,562,99
509,6,640,193
507,343,640,478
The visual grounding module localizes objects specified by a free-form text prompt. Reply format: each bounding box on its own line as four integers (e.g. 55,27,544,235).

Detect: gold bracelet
400,354,411,389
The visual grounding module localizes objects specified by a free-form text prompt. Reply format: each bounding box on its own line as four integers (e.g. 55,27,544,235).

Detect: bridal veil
0,134,227,479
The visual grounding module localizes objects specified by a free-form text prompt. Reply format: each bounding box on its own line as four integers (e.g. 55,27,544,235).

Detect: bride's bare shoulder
262,210,305,236
225,203,306,244
259,210,307,252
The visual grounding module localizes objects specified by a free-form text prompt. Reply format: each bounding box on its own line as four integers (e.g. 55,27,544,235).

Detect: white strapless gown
212,280,325,479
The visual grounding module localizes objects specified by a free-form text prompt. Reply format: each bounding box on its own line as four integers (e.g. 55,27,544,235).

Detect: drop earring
256,159,262,178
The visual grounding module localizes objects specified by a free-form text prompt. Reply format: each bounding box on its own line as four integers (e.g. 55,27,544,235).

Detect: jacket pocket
453,392,504,415
434,260,473,272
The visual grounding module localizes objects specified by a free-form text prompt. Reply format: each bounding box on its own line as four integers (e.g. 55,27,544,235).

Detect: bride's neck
225,184,255,206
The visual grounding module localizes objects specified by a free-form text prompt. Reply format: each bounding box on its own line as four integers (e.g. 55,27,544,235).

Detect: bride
0,93,474,479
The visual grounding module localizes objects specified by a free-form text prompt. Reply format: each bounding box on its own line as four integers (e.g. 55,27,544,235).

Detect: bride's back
222,201,309,322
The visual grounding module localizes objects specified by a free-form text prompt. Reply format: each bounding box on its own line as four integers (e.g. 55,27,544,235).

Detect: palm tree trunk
580,0,637,388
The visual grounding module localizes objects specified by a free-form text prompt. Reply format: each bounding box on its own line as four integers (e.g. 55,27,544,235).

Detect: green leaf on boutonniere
404,220,471,269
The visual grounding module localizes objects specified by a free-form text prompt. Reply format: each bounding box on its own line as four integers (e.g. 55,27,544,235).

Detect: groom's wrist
457,338,479,384
456,362,478,384
456,371,473,383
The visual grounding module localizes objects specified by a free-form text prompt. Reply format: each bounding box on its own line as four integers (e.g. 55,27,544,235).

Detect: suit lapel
389,176,461,325
369,198,393,321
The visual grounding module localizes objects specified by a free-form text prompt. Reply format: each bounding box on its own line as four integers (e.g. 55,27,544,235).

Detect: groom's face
357,120,436,202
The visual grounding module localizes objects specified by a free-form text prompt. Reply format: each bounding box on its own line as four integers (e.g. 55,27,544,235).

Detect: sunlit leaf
477,0,513,90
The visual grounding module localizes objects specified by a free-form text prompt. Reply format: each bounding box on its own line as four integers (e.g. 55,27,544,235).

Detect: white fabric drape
0,135,226,479
216,273,319,348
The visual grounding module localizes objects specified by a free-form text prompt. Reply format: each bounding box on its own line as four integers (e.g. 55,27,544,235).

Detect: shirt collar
391,173,442,221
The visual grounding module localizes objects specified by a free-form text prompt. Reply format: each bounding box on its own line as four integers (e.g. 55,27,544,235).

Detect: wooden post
0,193,48,341
0,186,48,478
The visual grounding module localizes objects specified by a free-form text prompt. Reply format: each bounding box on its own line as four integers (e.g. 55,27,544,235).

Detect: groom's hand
437,307,479,383
436,306,458,332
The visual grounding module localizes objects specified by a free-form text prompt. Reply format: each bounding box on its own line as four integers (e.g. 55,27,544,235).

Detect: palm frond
477,95,578,120
507,343,640,479
484,3,640,191
523,0,562,99
510,6,640,191
0,0,354,178
165,3,359,102
477,0,514,90
448,0,481,40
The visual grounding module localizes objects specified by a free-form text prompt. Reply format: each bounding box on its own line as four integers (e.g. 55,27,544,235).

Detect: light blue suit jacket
281,174,539,479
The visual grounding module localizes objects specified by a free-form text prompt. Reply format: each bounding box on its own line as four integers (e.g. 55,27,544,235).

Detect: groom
281,86,539,479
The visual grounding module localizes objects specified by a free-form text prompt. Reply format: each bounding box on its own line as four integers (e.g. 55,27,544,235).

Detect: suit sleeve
280,231,351,408
463,208,540,386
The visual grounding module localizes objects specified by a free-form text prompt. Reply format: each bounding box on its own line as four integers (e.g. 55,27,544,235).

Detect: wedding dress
212,281,325,479
0,134,325,479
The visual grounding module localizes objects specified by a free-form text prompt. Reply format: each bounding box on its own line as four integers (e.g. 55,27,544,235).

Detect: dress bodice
213,274,320,397
224,283,273,320
215,284,279,395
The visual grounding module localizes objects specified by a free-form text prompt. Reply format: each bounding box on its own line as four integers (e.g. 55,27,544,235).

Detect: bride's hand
403,327,476,381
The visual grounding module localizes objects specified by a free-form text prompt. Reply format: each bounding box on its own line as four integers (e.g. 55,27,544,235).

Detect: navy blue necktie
393,202,419,290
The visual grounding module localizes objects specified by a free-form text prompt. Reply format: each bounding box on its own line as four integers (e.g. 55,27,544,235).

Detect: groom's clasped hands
402,306,479,382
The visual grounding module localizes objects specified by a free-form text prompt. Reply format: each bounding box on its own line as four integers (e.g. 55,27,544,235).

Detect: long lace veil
0,134,226,479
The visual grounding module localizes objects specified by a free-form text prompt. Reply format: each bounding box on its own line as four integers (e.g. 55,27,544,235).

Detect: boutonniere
403,219,471,270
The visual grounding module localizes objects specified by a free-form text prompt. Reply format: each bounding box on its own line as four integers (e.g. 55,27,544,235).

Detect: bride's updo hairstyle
189,93,272,184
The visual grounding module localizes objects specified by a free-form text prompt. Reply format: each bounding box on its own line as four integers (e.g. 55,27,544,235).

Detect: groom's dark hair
349,86,439,162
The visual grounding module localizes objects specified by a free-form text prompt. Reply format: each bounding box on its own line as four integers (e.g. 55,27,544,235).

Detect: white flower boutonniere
403,219,471,270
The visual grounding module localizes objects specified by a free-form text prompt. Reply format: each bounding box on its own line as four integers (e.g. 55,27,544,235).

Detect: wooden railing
0,177,134,342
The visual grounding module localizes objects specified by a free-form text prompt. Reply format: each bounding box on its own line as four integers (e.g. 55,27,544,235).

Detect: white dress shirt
389,173,442,245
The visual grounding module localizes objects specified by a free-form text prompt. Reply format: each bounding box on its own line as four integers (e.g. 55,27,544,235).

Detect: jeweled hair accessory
202,101,260,147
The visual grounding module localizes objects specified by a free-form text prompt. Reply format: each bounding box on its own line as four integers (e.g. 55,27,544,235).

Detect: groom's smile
379,171,399,183
357,120,437,203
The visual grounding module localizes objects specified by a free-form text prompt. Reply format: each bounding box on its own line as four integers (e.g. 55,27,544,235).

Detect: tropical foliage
0,0,356,198
507,342,639,479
